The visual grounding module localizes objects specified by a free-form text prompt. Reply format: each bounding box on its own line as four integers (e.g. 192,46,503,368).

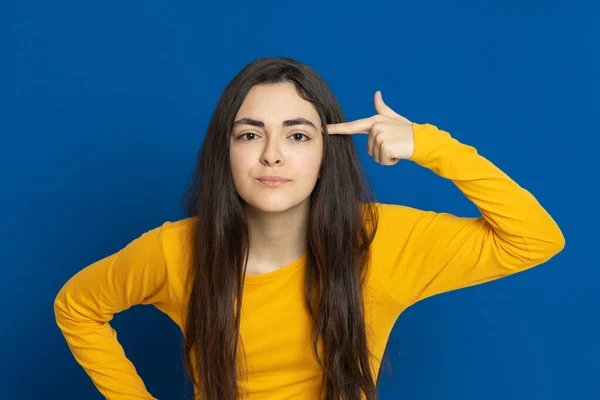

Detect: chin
243,195,305,214
248,199,294,214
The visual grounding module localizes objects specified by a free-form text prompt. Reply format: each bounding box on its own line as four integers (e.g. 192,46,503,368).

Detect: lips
256,177,291,187
257,176,291,182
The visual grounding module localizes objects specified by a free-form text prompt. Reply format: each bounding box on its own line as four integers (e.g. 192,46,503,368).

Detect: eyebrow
232,117,318,131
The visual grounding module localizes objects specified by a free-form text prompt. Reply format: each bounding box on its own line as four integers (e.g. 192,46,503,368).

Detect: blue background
1,1,598,399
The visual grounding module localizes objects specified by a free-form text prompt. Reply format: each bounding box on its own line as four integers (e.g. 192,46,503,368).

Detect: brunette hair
181,56,390,399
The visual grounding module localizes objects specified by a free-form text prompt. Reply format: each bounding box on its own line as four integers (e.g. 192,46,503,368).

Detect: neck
244,200,309,268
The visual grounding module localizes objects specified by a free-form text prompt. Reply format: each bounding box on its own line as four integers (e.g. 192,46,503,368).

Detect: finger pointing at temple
326,115,386,135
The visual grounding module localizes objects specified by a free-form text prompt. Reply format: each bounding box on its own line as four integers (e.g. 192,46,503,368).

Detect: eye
237,132,258,141
290,133,310,142
236,132,311,142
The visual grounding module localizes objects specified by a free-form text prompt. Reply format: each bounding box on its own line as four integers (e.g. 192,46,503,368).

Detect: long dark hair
181,56,387,399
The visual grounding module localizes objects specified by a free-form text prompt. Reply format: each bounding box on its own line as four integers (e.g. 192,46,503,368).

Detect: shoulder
365,201,428,226
150,217,198,321
159,216,197,239
156,216,197,264
364,202,438,251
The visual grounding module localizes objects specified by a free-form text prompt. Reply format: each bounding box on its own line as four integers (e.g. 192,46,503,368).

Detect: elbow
53,289,66,321
545,219,566,256
530,227,566,264
53,287,78,333
53,283,73,324
548,230,566,256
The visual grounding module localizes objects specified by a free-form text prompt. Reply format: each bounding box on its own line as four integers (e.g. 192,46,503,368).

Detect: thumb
374,91,400,119
374,91,411,123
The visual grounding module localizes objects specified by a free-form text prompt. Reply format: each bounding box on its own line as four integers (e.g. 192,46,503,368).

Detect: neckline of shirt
243,251,308,284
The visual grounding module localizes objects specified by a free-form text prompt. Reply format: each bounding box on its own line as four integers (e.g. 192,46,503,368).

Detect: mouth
256,179,291,187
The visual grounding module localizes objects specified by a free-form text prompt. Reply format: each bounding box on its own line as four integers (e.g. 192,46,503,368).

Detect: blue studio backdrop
1,1,598,399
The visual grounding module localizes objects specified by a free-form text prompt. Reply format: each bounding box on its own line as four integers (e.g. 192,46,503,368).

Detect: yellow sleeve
53,221,174,399
374,122,565,308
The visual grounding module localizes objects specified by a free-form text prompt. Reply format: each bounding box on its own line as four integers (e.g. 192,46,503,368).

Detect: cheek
292,150,322,177
229,151,249,189
229,147,250,171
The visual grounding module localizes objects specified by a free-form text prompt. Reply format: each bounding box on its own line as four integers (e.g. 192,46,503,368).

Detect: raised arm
372,122,565,307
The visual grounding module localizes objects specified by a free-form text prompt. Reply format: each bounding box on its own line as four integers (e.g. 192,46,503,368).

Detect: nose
260,136,284,166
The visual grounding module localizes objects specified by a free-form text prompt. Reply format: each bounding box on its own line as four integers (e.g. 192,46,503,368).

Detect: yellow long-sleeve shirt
54,122,565,399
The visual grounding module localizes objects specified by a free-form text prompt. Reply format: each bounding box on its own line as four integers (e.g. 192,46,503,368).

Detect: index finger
326,116,379,135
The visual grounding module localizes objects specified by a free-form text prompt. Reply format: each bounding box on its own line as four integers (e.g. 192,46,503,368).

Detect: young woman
54,57,565,400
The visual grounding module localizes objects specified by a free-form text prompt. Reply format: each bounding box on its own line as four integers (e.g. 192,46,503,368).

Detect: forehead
235,83,321,124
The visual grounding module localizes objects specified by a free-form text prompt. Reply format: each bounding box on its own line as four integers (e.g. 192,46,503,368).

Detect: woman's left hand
326,91,414,166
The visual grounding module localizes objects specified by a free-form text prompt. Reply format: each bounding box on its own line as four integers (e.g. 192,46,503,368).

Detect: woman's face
229,82,324,213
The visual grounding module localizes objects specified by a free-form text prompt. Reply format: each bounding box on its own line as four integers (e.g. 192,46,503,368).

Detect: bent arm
54,222,174,399
376,123,564,307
